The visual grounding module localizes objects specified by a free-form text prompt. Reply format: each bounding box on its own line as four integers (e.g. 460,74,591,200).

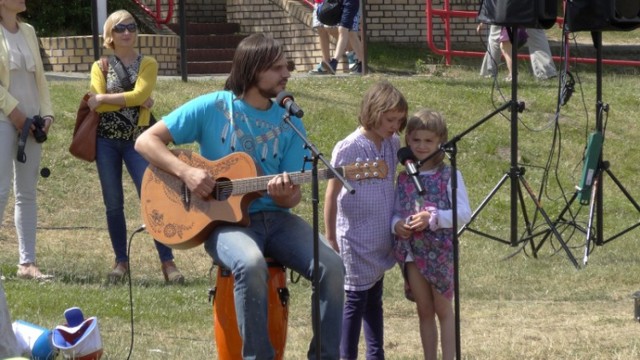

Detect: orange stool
212,259,289,360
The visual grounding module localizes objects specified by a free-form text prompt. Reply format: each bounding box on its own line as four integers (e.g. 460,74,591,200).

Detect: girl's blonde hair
406,108,449,164
359,81,408,132
102,10,135,49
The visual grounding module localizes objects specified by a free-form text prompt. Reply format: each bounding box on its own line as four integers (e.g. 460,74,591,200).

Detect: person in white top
0,0,55,280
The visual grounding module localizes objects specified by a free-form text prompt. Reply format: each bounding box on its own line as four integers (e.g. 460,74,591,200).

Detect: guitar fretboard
220,168,343,195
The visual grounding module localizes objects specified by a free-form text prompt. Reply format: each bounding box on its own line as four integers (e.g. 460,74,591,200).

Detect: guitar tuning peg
372,171,379,178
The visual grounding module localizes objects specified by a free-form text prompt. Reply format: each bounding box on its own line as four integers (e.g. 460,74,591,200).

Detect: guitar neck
229,168,340,195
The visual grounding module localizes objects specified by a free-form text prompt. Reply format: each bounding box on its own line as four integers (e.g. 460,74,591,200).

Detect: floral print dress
393,164,455,300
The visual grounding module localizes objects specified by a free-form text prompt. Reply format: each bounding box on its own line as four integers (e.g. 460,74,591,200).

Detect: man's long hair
224,33,284,98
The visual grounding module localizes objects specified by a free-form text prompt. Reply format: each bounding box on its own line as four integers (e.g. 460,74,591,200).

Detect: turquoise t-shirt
163,90,311,213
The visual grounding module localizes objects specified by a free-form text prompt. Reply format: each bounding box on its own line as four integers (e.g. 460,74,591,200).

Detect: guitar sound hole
214,178,232,201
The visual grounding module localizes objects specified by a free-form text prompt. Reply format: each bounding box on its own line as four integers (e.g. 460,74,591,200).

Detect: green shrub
22,0,131,36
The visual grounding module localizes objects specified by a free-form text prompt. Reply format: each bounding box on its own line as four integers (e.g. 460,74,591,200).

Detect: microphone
276,91,304,118
397,147,426,196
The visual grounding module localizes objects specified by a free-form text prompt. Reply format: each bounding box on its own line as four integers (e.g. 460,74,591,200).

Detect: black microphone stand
430,141,463,360
282,113,354,360
415,105,503,359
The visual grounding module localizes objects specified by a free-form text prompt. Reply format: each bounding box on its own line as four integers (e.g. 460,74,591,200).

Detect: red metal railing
131,0,174,25
426,0,640,67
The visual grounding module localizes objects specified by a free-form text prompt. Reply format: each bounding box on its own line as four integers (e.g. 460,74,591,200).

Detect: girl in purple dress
392,109,471,360
324,81,408,360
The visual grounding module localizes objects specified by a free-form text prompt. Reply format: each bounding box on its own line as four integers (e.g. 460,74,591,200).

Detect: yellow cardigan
0,22,54,119
89,55,158,126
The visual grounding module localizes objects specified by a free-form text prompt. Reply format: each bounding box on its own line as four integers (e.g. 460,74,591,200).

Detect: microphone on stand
276,91,304,118
397,147,426,196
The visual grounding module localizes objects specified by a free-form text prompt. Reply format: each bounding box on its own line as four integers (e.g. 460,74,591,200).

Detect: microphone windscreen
275,91,293,107
40,167,51,178
397,147,415,165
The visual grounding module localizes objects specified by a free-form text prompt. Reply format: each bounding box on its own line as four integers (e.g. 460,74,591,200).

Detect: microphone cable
125,224,146,360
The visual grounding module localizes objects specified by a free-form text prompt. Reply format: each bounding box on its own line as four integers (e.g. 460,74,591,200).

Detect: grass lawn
2,40,640,359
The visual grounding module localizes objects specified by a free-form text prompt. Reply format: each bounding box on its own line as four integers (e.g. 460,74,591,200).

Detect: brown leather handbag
69,57,108,162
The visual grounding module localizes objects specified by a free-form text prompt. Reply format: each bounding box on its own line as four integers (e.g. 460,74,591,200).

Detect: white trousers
0,280,19,358
480,25,558,80
0,120,42,265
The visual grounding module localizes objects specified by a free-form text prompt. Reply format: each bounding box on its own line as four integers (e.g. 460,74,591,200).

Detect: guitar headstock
342,159,388,181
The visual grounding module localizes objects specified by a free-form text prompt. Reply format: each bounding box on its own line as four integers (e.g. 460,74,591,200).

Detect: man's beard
257,83,284,101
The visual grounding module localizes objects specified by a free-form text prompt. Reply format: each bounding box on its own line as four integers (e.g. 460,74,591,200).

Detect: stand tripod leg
458,172,512,245
593,165,640,245
518,174,580,268
531,190,591,257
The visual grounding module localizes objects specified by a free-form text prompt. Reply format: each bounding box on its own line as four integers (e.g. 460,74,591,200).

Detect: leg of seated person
348,31,364,64
205,223,273,360
262,211,345,360
318,28,331,62
330,0,360,72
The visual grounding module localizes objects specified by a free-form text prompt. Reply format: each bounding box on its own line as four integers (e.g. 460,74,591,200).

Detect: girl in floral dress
392,109,471,360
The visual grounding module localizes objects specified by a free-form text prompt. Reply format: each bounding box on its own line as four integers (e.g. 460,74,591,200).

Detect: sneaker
308,62,329,75
326,58,338,74
346,51,358,70
350,61,362,75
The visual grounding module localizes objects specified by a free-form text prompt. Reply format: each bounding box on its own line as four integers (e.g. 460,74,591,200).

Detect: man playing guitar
135,33,345,359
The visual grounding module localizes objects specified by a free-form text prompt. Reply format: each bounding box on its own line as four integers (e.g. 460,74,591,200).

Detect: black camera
31,115,47,143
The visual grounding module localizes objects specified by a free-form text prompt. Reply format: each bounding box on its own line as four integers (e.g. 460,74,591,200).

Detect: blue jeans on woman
205,211,345,360
95,137,174,263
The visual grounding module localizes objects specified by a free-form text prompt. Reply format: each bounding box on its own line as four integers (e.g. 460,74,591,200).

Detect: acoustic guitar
140,149,388,249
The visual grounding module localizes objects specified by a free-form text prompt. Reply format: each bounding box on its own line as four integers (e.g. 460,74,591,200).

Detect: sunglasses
112,23,137,33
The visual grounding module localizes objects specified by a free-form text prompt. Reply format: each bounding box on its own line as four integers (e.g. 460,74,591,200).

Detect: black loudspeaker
478,0,558,29
566,0,640,32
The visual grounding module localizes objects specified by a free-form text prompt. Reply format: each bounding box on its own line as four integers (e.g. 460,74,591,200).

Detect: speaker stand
537,31,640,266
459,26,579,268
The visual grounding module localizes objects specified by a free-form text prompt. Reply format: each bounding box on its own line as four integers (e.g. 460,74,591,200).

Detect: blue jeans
205,211,345,360
341,278,385,360
95,137,173,263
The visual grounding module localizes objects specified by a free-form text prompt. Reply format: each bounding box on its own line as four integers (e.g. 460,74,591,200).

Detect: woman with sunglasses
87,10,184,284
0,0,55,280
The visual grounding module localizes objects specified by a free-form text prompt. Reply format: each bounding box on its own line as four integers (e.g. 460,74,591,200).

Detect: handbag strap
99,56,109,80
109,55,135,91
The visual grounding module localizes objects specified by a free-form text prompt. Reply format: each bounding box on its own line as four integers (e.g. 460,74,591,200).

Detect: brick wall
183,0,227,23
36,0,481,75
39,35,179,75
136,0,227,23
226,0,326,72
366,0,478,46
226,0,480,72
